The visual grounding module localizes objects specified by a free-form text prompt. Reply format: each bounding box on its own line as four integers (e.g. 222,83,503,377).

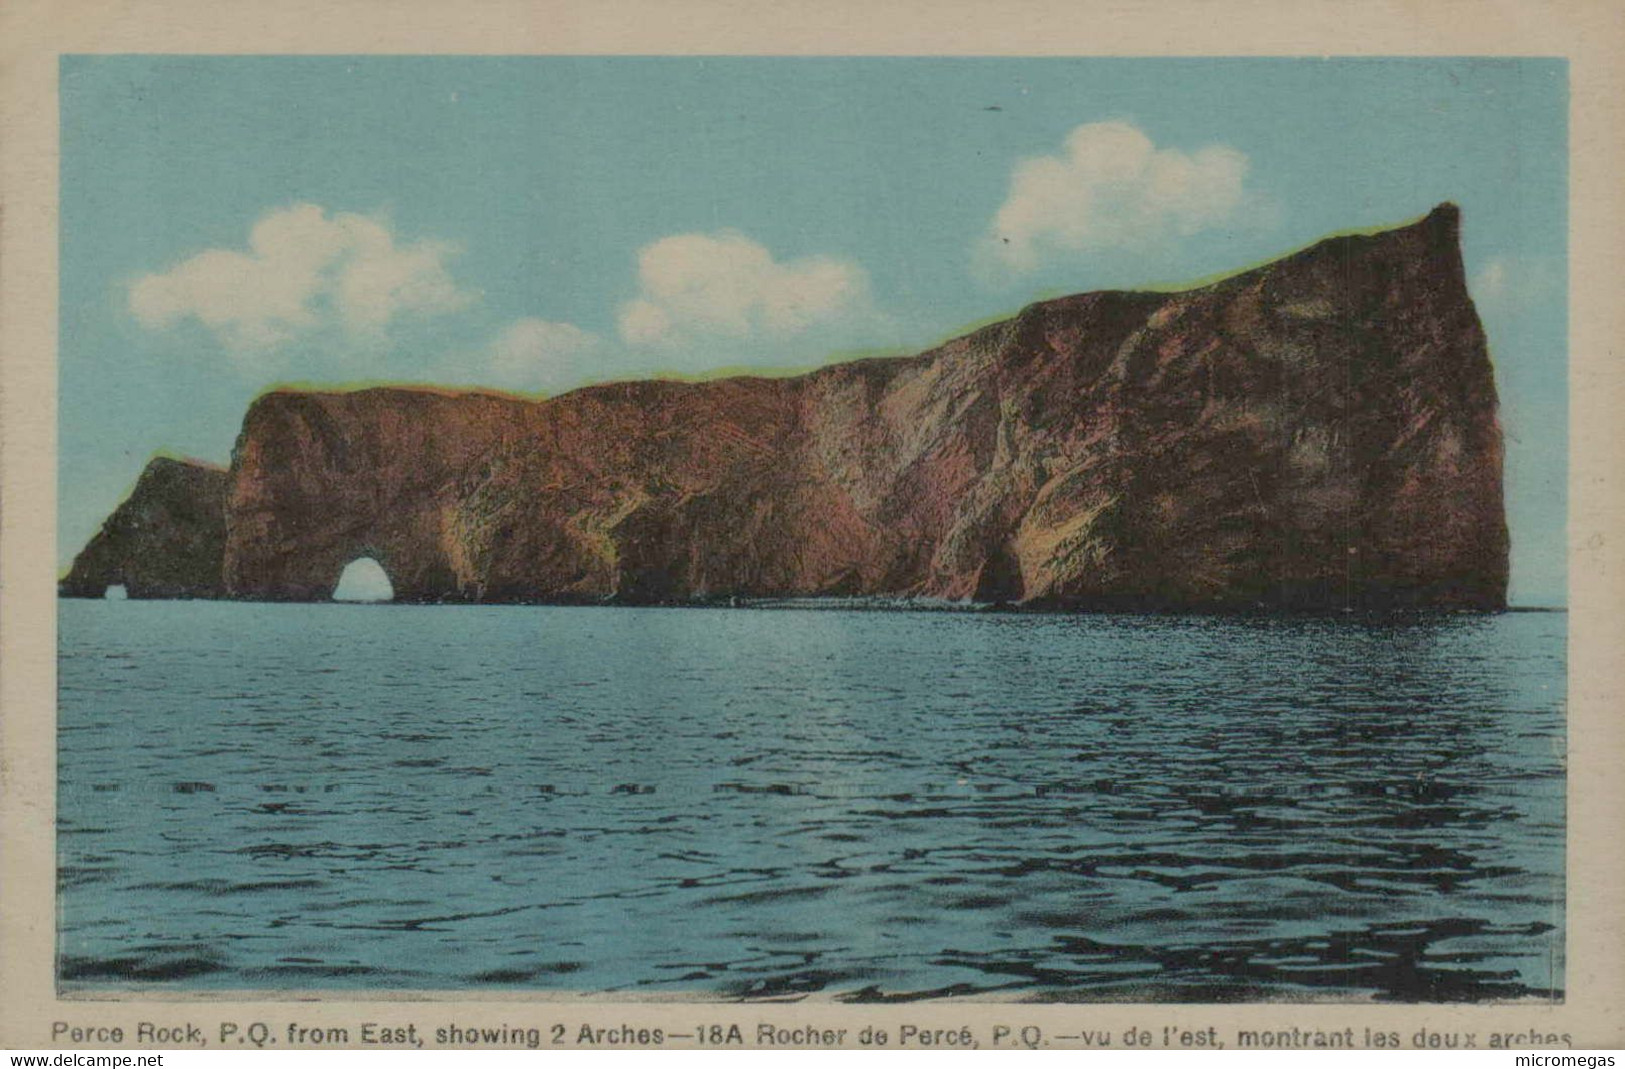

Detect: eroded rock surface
60,456,230,599
64,205,1508,610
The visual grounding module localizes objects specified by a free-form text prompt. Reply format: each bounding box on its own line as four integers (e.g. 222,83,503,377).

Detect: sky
59,57,1567,605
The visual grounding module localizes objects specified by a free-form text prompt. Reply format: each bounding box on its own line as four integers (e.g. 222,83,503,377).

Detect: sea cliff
63,205,1509,610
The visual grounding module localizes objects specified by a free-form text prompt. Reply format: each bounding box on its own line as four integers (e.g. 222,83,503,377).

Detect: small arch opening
104,584,128,601
333,557,394,603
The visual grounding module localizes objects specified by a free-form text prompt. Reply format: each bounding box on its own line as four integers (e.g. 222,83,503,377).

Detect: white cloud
129,203,475,353
617,231,875,351
484,317,605,393
1472,257,1511,302
981,121,1253,276
1470,254,1561,314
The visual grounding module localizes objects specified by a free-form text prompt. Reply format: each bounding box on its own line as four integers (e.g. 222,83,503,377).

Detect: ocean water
57,600,1565,1001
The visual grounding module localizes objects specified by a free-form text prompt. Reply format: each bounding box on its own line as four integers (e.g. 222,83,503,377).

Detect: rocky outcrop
63,204,1509,610
60,456,230,599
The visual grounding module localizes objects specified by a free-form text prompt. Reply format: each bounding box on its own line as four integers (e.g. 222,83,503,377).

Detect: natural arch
104,583,128,601
332,556,394,602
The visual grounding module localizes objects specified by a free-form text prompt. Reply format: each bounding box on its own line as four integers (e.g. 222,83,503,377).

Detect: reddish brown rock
66,204,1509,610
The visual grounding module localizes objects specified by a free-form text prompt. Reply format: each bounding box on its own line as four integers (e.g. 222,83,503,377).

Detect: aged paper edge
2,0,1621,1051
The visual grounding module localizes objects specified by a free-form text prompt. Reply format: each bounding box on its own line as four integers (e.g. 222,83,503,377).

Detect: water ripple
57,602,1565,1000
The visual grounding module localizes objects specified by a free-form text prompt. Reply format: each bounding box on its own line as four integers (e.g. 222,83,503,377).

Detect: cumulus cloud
1470,254,1561,314
617,231,875,351
484,317,605,392
980,121,1253,276
483,229,893,392
1472,256,1512,302
129,203,475,353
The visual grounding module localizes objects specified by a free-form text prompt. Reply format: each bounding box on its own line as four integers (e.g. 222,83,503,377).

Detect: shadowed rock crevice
61,205,1508,611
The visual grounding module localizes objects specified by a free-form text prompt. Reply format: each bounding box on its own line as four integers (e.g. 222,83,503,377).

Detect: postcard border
3,0,1622,1050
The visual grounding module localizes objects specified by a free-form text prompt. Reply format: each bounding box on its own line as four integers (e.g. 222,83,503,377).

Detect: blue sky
59,57,1567,604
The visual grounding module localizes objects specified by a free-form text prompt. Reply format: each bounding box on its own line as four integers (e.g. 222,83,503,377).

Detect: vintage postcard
2,0,1622,1053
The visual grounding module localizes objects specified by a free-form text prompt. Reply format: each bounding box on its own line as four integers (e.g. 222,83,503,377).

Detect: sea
56,600,1566,1001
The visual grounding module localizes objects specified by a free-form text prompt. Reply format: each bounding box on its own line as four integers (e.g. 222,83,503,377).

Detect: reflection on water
58,602,1565,1000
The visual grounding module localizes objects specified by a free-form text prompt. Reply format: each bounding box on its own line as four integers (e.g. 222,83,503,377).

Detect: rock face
60,456,230,599
63,204,1509,610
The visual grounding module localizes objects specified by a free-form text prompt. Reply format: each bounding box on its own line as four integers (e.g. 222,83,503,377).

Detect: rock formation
62,204,1509,610
60,456,230,599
